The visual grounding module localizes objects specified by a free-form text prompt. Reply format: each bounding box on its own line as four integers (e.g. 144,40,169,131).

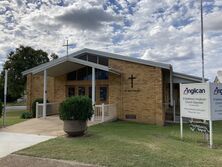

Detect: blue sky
0,0,222,80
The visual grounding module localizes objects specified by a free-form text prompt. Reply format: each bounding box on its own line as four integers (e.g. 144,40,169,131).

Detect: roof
173,72,207,83
22,48,205,82
214,71,222,83
70,48,171,69
22,56,120,76
22,48,171,76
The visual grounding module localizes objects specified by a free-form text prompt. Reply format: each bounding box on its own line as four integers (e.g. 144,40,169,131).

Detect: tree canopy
1,45,58,100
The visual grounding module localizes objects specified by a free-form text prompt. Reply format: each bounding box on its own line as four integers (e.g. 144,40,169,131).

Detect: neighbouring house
22,48,204,125
214,71,222,83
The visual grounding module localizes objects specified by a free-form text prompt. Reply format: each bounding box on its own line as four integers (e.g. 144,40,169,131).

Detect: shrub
31,98,49,118
20,111,32,119
0,101,2,118
59,96,93,121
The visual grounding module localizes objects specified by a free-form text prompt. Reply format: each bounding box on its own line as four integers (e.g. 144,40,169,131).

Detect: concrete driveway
0,116,98,158
0,132,55,158
0,116,62,158
0,116,65,136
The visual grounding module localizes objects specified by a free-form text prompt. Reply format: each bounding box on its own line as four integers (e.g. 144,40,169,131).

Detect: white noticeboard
180,83,222,121
180,83,210,120
180,83,222,148
210,84,222,121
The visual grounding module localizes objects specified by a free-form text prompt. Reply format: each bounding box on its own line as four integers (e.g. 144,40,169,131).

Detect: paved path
0,132,55,158
0,116,99,136
0,116,99,158
0,116,65,136
0,154,98,167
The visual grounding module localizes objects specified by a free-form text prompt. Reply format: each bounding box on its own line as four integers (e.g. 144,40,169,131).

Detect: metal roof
22,56,120,76
22,48,205,82
70,48,171,69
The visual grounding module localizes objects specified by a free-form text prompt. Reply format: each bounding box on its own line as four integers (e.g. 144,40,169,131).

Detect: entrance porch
26,57,120,123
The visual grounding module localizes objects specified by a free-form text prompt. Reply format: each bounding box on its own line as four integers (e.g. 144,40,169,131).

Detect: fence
36,102,60,118
91,103,117,123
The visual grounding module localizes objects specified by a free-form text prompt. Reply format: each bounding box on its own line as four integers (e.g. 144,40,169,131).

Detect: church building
23,48,203,125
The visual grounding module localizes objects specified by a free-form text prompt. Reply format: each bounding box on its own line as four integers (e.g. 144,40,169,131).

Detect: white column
36,102,39,118
91,67,95,121
209,120,213,148
43,69,47,119
180,116,183,140
3,70,8,127
101,103,105,122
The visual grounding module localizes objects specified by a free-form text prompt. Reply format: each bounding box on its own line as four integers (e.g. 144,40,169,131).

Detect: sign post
180,83,222,148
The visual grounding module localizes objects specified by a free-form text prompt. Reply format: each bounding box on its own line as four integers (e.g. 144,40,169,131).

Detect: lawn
0,110,27,127
17,121,222,167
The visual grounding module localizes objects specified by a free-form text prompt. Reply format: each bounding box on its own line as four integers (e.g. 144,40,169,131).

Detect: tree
50,53,59,60
1,45,57,100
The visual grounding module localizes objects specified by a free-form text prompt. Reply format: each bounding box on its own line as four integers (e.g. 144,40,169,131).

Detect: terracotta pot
63,120,87,137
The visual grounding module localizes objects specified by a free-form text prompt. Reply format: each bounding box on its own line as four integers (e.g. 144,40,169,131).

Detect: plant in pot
59,96,94,137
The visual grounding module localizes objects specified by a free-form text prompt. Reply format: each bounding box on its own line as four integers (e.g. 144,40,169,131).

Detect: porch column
92,67,95,121
43,69,47,119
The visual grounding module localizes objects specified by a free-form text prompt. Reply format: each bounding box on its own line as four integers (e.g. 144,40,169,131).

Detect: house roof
214,71,222,83
22,48,205,82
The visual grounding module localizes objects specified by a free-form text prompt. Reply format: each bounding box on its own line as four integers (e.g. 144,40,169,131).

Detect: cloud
55,7,123,31
204,11,222,31
0,0,222,81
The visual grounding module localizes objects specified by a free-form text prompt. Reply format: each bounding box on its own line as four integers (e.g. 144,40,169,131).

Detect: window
78,87,85,96
98,56,108,66
100,87,108,101
88,87,96,100
67,71,76,80
68,87,75,97
88,54,97,63
78,54,87,60
96,69,108,80
77,67,87,80
67,67,108,81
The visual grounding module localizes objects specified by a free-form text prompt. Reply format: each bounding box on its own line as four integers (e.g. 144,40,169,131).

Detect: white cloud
0,0,221,81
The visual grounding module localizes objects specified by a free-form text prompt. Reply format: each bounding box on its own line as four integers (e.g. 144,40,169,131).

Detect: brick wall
109,59,164,125
26,58,165,125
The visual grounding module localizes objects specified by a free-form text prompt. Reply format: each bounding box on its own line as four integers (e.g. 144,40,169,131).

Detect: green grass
0,110,27,127
17,121,222,167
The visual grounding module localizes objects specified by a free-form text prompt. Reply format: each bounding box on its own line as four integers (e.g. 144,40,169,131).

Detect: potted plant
59,96,93,136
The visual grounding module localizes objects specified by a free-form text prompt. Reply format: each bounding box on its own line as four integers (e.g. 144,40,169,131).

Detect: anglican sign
180,83,222,148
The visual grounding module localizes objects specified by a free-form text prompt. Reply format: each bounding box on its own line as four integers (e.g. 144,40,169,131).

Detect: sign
180,83,222,121
180,83,222,148
211,84,222,120
189,121,209,134
180,83,210,120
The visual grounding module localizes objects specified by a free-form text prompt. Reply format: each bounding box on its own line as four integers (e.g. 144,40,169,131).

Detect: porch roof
22,57,120,77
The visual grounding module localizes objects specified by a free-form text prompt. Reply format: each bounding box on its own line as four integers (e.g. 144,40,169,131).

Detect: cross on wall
128,74,136,88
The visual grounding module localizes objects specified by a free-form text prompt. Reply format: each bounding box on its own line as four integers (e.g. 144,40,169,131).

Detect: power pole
201,0,205,83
